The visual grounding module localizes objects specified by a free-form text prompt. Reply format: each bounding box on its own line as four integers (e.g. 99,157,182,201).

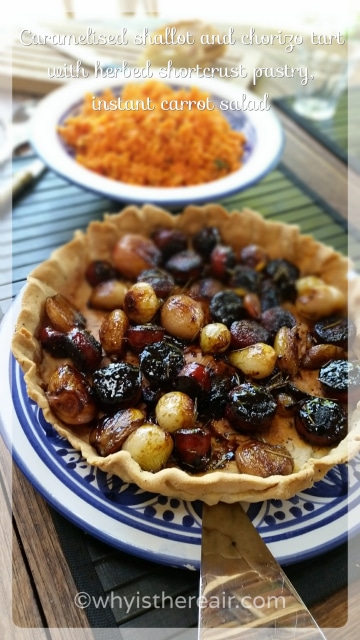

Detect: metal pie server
199,502,327,639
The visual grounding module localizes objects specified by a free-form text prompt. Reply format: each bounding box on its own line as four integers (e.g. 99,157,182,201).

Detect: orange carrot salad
57,80,246,187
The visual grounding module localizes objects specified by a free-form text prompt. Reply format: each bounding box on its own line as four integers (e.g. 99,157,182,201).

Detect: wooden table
1,18,360,639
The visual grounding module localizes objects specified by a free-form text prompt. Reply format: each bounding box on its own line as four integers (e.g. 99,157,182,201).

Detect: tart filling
12,204,360,504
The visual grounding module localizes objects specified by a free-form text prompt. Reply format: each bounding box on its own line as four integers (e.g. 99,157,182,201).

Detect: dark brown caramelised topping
295,397,347,446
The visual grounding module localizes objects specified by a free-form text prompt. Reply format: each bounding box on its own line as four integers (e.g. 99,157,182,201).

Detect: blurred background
3,0,360,33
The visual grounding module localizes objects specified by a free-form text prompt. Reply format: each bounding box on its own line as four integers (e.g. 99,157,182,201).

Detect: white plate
29,73,284,208
1,295,360,569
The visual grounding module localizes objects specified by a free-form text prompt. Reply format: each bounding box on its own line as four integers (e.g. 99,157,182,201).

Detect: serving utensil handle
198,502,327,639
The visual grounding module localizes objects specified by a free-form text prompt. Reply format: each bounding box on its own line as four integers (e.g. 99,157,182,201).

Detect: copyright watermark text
74,590,286,613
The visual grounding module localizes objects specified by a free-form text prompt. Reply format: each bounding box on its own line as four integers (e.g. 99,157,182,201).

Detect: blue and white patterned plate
1,297,360,570
29,73,284,209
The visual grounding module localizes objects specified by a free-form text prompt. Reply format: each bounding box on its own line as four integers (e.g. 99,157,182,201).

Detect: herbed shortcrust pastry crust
12,204,360,504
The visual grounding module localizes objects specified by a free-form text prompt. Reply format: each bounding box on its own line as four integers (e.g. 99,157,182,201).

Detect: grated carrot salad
58,80,245,187
58,80,246,187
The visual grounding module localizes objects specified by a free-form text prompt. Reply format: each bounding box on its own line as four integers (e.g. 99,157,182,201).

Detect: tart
12,204,360,504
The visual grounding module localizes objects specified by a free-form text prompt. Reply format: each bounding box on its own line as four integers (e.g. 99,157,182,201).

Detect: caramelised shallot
295,276,346,320
210,244,236,280
89,280,128,310
38,325,69,357
90,407,145,456
301,343,345,370
273,325,300,378
39,316,102,373
164,250,203,283
126,323,165,352
45,293,85,332
66,327,103,373
85,260,119,286
151,228,187,258
236,440,294,477
113,233,161,279
239,244,268,270
47,364,97,425
230,319,270,349
260,306,296,339
99,309,129,356
137,267,175,299
192,226,221,257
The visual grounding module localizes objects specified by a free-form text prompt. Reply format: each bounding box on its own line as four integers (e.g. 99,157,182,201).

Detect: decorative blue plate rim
1,296,359,570
29,73,284,208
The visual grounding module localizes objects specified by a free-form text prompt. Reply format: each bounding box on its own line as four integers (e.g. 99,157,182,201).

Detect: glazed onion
122,424,174,472
161,294,205,340
295,277,346,320
200,322,231,354
228,343,277,379
123,282,160,324
155,391,196,432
